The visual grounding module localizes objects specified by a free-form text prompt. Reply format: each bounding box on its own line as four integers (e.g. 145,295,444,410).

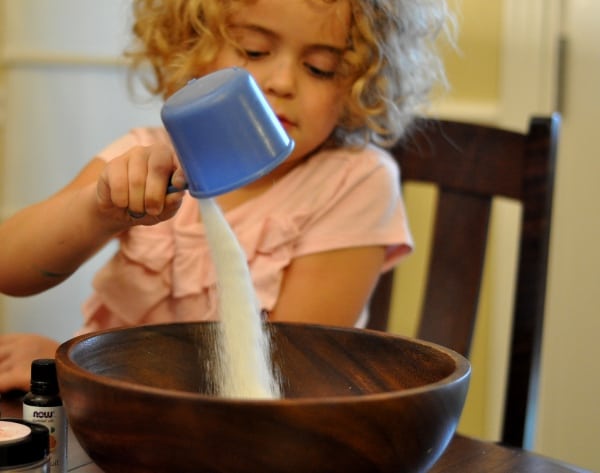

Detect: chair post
367,270,394,331
501,113,561,449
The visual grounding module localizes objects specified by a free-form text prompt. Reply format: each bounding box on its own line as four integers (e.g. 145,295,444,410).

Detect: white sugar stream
199,198,281,399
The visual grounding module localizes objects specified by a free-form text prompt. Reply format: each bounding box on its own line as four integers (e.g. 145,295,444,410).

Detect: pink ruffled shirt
80,127,412,333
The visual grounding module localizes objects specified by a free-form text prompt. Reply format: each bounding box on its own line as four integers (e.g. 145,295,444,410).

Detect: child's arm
269,245,386,327
0,143,185,296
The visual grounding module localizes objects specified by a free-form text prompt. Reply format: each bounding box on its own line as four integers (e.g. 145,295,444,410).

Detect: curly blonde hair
127,0,453,147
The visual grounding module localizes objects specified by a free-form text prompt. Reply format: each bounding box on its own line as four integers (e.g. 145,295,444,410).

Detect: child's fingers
144,145,179,215
170,166,188,191
97,156,129,211
127,147,151,215
96,145,184,225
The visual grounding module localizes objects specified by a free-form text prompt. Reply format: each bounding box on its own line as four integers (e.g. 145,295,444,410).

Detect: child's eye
305,63,336,79
244,49,268,59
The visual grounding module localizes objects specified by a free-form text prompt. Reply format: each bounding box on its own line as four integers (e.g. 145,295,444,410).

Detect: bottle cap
30,359,59,395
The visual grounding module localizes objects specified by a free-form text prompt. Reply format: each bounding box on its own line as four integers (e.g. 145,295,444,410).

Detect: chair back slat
417,191,491,357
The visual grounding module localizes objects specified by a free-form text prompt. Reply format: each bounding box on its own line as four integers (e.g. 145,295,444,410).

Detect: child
0,0,453,392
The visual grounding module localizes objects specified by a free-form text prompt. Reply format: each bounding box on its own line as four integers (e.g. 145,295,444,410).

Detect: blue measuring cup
161,67,294,198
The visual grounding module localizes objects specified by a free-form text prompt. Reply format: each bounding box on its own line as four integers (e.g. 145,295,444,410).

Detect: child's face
208,0,351,164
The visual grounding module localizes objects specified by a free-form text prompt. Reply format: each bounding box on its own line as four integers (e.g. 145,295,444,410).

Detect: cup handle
166,182,188,194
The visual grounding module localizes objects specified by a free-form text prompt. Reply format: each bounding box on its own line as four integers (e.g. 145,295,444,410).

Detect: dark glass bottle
22,359,67,473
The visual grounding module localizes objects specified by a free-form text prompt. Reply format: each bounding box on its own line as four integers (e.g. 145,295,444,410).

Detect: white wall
0,0,161,340
527,1,600,470
483,1,600,470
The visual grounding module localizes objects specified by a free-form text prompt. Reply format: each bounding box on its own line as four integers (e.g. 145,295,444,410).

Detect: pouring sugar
199,198,281,399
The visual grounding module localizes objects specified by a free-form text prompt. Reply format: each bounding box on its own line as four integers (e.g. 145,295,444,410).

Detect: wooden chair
367,114,561,450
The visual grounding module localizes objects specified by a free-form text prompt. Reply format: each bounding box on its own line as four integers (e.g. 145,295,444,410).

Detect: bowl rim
56,321,471,406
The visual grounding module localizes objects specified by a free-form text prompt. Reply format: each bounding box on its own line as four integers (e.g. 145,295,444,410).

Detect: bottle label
23,404,67,473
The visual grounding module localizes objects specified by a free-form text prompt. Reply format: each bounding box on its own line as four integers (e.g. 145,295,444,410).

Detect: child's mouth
277,115,295,130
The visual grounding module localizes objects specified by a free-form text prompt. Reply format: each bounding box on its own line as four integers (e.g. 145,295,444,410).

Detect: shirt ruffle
81,198,307,332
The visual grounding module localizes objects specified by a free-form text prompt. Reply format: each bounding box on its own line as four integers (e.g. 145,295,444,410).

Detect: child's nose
263,59,297,97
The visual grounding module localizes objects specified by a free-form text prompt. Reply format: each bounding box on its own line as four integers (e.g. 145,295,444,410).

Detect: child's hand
96,143,186,225
0,334,60,393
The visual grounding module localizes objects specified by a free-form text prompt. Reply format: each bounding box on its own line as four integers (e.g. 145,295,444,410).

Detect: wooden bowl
56,322,470,473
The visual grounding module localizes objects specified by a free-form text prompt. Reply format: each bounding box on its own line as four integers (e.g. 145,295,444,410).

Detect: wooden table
1,392,591,472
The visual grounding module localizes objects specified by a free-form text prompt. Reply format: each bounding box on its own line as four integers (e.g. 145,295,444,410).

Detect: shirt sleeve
293,147,413,272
